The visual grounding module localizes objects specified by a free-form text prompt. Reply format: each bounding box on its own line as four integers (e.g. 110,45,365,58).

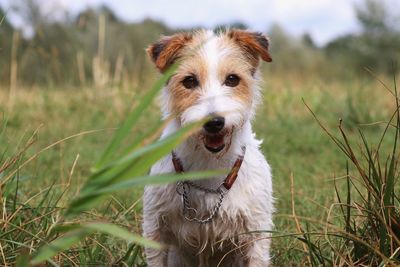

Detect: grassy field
0,69,399,266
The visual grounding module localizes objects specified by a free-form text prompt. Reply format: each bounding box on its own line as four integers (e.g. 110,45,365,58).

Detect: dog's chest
160,188,249,249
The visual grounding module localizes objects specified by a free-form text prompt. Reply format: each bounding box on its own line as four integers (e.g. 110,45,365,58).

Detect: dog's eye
224,74,240,87
182,75,199,89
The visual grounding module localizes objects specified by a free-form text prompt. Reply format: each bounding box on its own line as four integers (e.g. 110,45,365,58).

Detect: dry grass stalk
9,31,19,111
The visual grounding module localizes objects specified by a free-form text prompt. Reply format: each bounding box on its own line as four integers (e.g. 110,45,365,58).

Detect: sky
1,0,367,46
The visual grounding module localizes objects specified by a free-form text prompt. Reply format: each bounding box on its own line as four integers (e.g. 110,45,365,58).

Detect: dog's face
147,30,271,154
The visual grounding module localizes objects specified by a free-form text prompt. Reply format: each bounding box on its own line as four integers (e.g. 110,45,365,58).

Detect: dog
143,29,274,267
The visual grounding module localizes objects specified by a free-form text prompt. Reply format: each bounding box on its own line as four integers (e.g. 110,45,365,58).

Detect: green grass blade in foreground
31,223,160,265
31,229,88,265
384,76,399,209
65,119,208,216
84,223,160,248
80,170,226,196
96,65,177,169
67,170,223,218
15,252,30,267
81,120,203,194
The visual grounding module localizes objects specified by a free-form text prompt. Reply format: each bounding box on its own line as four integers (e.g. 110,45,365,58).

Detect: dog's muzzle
203,116,225,134
203,116,226,153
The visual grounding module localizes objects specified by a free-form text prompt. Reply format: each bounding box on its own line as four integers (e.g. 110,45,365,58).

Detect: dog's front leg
143,187,169,266
245,236,271,267
143,215,168,267
144,247,168,267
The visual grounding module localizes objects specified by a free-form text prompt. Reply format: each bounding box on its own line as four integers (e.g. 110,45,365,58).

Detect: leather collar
171,146,246,190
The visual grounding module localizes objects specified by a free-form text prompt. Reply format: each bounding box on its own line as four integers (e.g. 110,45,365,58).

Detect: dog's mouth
202,128,233,154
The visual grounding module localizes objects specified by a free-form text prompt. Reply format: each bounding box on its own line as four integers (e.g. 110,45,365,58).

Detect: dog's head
147,29,272,154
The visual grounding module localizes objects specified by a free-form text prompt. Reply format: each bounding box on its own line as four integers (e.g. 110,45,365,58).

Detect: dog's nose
203,116,225,134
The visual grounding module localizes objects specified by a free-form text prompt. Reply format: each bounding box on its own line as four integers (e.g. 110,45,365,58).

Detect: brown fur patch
216,53,254,107
146,33,193,72
168,75,202,116
165,31,210,116
227,30,272,70
232,78,253,106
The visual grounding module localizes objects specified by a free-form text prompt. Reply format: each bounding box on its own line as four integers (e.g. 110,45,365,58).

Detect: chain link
184,180,222,194
176,181,226,224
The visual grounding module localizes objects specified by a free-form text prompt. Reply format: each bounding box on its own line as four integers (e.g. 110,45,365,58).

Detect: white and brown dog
143,29,274,266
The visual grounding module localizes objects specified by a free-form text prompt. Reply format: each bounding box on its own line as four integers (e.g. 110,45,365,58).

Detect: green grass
0,70,399,265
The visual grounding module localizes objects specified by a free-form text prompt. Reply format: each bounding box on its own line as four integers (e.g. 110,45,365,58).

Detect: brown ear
146,33,192,72
228,30,272,64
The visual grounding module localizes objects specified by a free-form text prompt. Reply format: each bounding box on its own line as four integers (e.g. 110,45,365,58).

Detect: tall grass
296,73,400,266
1,60,399,265
0,65,222,266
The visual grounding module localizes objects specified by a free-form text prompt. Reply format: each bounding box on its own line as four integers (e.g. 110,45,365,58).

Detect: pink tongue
205,134,225,148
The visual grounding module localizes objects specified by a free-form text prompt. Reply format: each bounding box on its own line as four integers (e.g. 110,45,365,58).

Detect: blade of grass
65,119,208,216
15,250,30,267
96,65,177,168
31,229,88,265
32,222,160,265
84,223,161,249
358,130,381,190
81,170,225,197
81,118,206,193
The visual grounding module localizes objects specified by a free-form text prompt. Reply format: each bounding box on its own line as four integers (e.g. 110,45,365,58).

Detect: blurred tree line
0,1,173,87
0,0,399,87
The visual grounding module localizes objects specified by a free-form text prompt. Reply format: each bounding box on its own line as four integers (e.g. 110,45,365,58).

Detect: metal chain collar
173,146,246,224
176,181,226,224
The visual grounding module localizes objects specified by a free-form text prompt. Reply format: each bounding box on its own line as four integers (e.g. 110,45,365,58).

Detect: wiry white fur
143,31,274,267
181,31,250,128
